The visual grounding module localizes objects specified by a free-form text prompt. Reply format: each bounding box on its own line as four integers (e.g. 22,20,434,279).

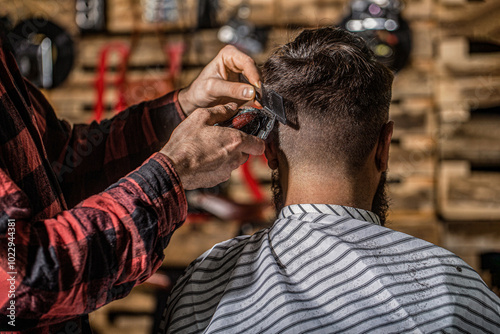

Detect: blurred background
1,0,499,333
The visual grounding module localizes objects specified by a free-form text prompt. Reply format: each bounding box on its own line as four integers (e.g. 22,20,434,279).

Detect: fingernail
256,81,262,89
242,86,254,99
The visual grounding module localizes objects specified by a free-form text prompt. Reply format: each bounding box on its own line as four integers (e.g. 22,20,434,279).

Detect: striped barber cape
160,204,500,334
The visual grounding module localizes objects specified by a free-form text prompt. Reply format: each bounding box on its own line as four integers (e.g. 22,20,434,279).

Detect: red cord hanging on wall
94,43,130,121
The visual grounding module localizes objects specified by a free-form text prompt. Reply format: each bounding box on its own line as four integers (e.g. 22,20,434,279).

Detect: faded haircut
263,27,394,175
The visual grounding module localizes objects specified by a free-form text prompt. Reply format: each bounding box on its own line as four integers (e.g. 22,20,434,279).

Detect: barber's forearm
56,91,185,206
0,153,187,329
147,90,186,143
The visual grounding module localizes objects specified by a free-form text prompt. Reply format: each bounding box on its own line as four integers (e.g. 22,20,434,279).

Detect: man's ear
376,121,394,172
265,141,279,170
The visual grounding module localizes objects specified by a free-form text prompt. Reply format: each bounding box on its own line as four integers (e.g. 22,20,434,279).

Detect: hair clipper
215,74,286,140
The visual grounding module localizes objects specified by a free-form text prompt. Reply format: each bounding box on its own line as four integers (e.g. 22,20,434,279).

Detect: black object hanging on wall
76,0,107,33
197,0,219,29
340,0,412,73
9,18,75,89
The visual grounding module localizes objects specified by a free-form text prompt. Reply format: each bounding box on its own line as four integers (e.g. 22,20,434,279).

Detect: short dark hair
263,27,393,175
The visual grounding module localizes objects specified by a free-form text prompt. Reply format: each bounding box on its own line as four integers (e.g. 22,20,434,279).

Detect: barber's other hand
160,103,265,190
178,45,260,116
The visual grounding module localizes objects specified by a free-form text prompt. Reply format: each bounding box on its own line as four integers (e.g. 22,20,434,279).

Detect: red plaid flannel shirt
0,35,187,332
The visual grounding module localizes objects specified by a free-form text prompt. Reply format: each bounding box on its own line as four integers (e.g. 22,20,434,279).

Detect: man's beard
272,169,389,226
271,169,285,215
371,171,389,226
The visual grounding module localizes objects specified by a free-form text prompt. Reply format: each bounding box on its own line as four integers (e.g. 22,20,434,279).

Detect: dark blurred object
142,0,179,23
197,0,219,29
10,18,75,89
340,0,411,72
0,15,12,34
217,4,269,55
481,252,500,292
0,16,13,52
76,0,107,33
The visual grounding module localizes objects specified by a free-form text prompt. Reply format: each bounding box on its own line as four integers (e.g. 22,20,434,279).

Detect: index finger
199,103,239,125
237,131,266,156
219,45,261,88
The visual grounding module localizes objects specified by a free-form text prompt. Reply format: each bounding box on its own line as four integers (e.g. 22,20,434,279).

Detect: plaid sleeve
27,80,187,208
0,152,187,330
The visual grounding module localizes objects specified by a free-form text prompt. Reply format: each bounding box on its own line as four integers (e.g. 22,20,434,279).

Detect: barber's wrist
158,148,192,190
177,87,195,117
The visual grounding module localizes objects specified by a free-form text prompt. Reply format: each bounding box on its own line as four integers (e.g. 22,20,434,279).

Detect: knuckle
223,45,236,52
194,107,211,121
205,78,217,94
229,159,241,170
221,144,230,156
230,131,244,146
244,56,255,66
218,45,234,57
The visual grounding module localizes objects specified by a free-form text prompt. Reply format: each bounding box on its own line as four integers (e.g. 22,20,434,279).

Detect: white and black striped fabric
159,204,500,333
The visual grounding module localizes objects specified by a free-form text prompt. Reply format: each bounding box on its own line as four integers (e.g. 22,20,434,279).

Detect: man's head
263,27,394,225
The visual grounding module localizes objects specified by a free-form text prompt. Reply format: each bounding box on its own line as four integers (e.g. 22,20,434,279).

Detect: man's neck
283,171,375,212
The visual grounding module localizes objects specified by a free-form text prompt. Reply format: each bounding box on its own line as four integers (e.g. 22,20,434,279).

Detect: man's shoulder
177,228,270,284
164,229,272,332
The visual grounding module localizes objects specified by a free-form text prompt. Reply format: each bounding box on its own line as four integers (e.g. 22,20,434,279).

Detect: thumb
210,80,256,101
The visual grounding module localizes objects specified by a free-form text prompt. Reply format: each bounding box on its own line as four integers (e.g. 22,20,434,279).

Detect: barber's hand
160,103,265,190
178,45,261,116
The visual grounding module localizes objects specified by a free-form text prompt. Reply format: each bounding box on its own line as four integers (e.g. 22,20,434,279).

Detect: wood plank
105,0,346,33
437,76,500,123
392,67,434,100
437,4,500,45
402,0,434,20
390,97,436,142
409,20,436,60
436,0,500,24
68,28,291,73
387,174,435,213
89,288,155,334
438,161,500,221
438,37,500,75
162,218,241,267
440,108,500,166
106,0,197,33
46,67,199,124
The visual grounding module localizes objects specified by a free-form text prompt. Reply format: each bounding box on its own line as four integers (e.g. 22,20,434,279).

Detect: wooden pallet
435,0,500,24
89,287,156,334
441,220,500,275
402,0,434,20
105,0,347,33
438,37,500,75
390,97,436,141
437,76,500,123
409,20,437,62
438,160,500,221
393,65,435,99
440,106,500,166
45,27,294,123
387,174,435,214
437,2,500,45
107,0,197,33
